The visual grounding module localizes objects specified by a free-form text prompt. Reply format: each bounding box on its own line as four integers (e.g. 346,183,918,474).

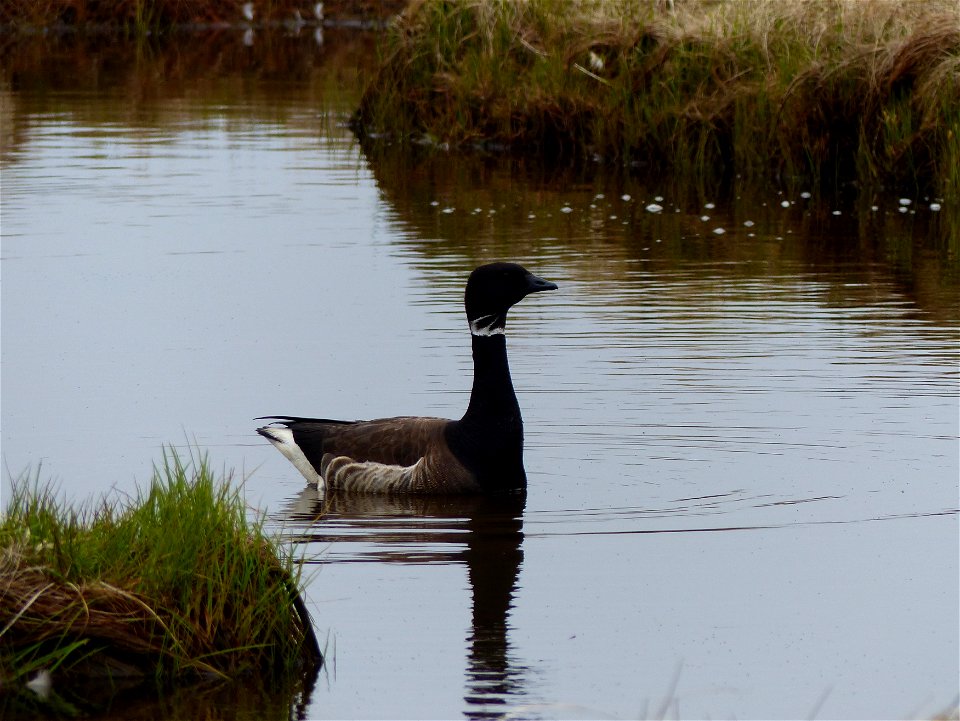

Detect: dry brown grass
1,545,174,675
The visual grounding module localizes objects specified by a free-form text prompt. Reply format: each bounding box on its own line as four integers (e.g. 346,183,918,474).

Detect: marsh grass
354,0,960,198
0,450,320,707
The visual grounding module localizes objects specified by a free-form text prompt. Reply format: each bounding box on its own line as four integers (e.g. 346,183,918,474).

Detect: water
2,31,958,720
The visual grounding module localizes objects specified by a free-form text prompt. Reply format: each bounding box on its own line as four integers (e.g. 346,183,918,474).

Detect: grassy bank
354,0,960,199
0,451,320,714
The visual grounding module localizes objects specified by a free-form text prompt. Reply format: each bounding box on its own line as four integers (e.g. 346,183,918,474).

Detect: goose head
464,262,557,336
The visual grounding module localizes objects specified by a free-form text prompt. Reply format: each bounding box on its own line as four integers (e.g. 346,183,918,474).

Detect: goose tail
257,424,324,487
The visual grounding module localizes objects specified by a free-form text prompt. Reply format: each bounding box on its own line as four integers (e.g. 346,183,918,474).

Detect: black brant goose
257,262,557,494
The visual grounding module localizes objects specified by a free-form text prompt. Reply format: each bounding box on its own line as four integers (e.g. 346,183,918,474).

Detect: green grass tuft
0,449,321,699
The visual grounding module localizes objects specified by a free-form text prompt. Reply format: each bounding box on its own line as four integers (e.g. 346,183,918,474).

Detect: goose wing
257,416,481,493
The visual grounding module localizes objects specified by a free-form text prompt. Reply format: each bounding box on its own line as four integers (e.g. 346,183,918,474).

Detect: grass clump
0,450,320,704
354,0,960,198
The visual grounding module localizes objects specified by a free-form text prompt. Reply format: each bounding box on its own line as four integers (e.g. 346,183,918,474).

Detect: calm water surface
2,32,958,720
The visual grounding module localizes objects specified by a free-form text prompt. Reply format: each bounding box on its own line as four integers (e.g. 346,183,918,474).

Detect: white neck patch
469,314,505,336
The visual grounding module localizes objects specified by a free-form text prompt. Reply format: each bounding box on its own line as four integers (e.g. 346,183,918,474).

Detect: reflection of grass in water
0,449,321,716
354,0,959,199
0,27,378,166
0,0,401,29
3,0,252,29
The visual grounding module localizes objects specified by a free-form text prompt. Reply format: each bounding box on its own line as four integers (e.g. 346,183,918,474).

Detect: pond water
2,30,958,720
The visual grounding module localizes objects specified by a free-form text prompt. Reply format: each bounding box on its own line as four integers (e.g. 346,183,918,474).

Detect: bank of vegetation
354,0,960,199
0,451,320,716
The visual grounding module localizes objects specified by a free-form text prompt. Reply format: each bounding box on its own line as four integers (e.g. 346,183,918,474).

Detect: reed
354,0,960,198
0,450,320,707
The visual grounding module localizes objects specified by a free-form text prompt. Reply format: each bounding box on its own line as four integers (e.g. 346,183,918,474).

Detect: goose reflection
278,486,529,717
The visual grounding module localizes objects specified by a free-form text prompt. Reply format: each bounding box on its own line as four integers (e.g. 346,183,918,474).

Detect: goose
257,262,557,494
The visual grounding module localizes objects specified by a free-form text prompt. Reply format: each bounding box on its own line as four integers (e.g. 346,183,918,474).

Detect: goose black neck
461,333,520,425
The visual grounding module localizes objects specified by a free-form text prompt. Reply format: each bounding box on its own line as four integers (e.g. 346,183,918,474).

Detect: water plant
0,449,321,713
353,0,960,199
